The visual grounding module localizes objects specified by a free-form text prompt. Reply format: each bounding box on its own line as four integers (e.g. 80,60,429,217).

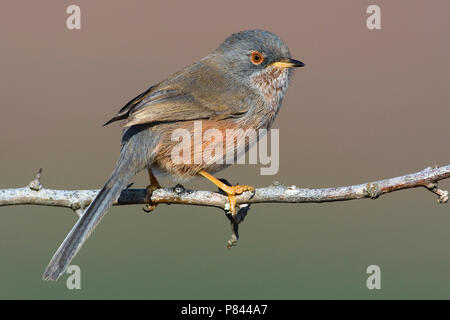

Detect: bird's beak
271,58,305,68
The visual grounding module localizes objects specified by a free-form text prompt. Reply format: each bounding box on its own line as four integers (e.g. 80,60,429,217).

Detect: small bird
43,29,304,281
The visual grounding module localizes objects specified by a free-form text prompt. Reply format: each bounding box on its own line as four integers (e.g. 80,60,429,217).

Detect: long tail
42,152,137,281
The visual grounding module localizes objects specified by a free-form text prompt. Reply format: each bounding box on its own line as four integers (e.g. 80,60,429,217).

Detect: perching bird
43,29,304,281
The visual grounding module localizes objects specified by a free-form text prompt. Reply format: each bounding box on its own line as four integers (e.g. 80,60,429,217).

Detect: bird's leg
144,167,161,212
198,170,254,215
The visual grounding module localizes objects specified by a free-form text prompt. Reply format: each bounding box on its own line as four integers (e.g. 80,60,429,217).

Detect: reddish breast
152,119,256,178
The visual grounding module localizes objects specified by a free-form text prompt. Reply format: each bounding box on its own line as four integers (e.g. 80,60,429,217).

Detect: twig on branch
27,168,42,191
0,165,448,211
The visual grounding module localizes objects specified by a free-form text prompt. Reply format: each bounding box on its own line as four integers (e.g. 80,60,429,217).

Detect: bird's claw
143,184,160,213
224,185,254,216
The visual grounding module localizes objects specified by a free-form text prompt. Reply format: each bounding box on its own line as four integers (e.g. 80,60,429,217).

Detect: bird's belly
151,119,260,179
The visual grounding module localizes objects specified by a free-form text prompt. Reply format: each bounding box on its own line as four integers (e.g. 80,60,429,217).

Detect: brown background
1,0,449,298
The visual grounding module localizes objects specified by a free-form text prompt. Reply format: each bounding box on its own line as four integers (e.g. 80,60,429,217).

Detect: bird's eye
250,51,264,65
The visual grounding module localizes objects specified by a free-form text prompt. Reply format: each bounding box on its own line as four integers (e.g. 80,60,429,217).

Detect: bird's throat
250,66,290,126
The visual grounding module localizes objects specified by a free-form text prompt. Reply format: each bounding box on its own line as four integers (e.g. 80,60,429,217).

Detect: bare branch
0,165,449,215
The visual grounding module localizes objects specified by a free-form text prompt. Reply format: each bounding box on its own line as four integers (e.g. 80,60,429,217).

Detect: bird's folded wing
104,62,252,127
103,85,157,126
104,85,247,127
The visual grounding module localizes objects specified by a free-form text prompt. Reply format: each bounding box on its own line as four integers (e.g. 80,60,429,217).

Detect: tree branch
1,165,449,214
2,165,448,248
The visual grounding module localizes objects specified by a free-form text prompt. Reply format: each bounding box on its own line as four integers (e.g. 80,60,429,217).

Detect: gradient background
1,0,450,299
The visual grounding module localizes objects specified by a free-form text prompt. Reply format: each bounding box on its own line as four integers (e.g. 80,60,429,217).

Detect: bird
43,29,304,281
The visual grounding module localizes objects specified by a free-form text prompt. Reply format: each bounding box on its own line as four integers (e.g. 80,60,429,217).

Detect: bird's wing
104,61,252,127
103,85,158,126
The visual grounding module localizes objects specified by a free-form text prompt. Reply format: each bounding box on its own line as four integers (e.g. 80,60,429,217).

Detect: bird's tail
42,151,137,281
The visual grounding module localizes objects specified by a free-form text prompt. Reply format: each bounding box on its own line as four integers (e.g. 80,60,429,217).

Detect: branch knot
364,183,381,199
425,182,449,203
27,168,42,191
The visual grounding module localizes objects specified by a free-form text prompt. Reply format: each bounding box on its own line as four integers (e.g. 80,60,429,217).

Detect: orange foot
199,170,254,215
144,167,161,213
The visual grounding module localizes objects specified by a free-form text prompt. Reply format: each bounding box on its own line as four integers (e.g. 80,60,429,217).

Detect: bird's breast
250,66,290,121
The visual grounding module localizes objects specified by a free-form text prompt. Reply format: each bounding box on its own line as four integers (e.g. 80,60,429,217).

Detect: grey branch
0,165,449,214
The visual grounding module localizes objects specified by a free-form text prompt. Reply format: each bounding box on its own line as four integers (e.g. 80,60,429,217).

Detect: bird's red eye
250,51,264,65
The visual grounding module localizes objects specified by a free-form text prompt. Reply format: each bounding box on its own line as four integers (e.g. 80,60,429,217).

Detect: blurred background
1,0,449,299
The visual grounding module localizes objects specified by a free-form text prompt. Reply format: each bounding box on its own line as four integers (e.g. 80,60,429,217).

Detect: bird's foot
198,170,254,216
144,167,161,213
213,178,253,249
143,183,160,212
222,184,254,215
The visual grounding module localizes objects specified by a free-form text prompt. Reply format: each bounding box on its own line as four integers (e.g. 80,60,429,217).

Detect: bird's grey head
213,30,304,108
214,29,304,80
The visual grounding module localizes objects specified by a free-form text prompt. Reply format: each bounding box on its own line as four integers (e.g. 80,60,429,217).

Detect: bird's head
213,29,304,104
